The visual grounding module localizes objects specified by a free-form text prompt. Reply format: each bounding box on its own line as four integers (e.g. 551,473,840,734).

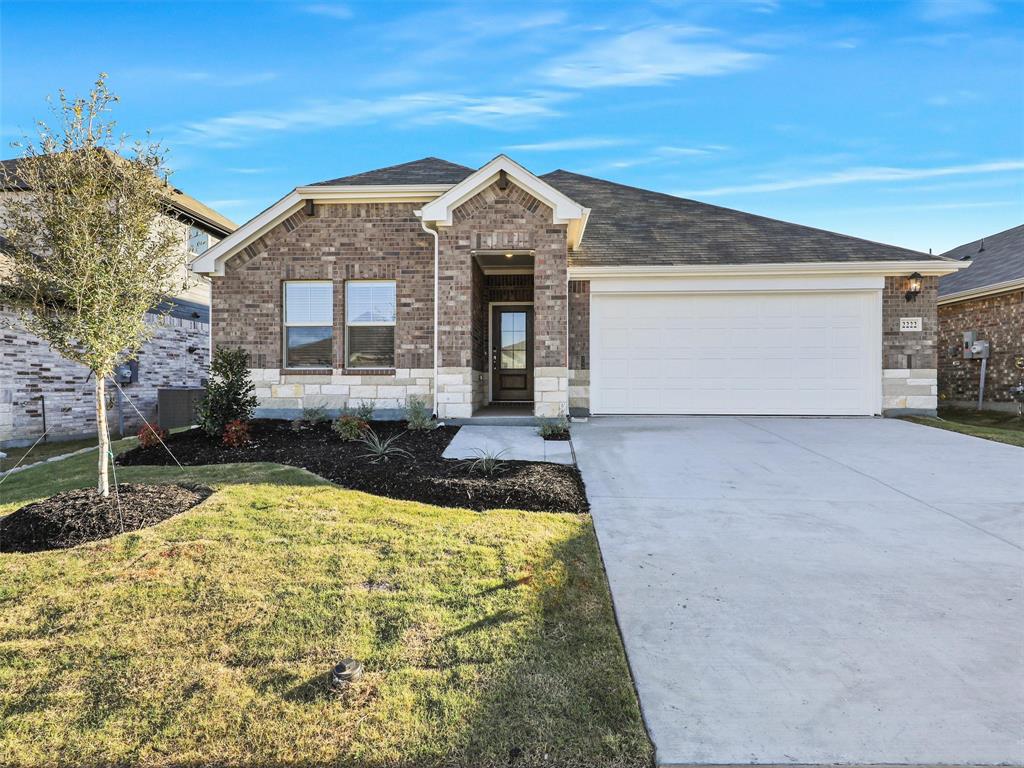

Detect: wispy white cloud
926,89,982,107
683,160,1024,197
303,3,353,20
175,92,569,147
123,68,278,87
225,167,271,175
918,0,994,22
508,137,631,152
541,26,764,88
656,144,728,156
847,200,1018,213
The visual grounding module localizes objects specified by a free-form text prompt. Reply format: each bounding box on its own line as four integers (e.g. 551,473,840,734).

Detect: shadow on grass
430,528,654,768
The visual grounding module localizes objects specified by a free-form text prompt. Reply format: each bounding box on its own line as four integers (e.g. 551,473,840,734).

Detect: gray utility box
157,387,206,430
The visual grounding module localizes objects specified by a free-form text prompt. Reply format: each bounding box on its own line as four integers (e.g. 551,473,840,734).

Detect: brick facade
211,182,570,419
938,289,1024,408
881,275,939,414
435,180,569,417
1,306,208,446
568,280,590,414
212,202,434,372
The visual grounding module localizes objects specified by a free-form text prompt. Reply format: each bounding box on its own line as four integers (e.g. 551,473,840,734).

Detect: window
284,281,333,368
346,281,396,369
187,226,210,256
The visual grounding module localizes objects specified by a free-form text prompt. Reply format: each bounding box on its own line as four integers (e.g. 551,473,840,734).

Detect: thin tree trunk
96,375,110,497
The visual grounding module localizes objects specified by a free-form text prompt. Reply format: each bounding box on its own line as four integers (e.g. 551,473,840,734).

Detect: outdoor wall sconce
905,272,922,302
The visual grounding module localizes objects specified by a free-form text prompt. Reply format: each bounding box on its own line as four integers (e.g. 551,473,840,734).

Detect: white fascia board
191,191,303,276
569,260,968,281
937,277,1024,305
418,154,588,231
586,273,885,294
295,183,452,201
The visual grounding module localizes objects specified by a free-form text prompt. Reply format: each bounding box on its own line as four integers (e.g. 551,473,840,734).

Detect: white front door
590,290,881,415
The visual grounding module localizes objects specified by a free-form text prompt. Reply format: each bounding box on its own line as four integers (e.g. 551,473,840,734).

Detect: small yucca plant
357,430,412,463
461,448,509,478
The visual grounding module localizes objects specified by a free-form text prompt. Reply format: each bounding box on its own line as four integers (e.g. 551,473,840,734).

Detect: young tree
1,74,183,496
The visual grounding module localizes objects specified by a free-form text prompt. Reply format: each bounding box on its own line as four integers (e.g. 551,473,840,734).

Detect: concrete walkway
573,416,1023,767
442,425,574,464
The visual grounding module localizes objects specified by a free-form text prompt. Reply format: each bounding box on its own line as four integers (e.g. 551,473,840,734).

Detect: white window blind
346,281,396,368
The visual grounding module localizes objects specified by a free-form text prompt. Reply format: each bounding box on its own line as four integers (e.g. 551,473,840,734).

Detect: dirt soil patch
1,483,212,553
117,421,588,514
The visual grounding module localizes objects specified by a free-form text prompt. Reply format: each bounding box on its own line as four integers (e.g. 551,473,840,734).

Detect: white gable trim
417,155,590,249
191,191,303,276
191,184,455,276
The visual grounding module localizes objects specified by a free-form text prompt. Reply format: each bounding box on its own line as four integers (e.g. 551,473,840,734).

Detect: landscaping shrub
292,402,330,431
222,419,252,448
332,415,369,442
537,416,570,439
197,347,258,438
350,399,376,421
136,422,168,449
404,396,435,431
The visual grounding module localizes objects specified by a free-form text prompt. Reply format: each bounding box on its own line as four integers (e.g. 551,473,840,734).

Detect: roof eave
569,260,969,280
938,276,1024,305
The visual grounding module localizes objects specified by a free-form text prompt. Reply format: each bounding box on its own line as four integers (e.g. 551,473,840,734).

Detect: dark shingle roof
542,170,946,267
311,157,474,186
938,224,1024,297
0,156,236,235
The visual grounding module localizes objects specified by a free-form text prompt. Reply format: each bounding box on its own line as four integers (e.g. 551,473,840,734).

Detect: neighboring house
0,157,236,446
936,225,1024,411
192,155,964,420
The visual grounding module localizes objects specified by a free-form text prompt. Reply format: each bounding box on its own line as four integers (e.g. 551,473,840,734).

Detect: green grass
0,442,651,767
904,406,1024,448
0,436,104,473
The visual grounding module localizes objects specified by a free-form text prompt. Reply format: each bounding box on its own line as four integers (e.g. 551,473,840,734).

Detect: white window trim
283,280,334,369
345,279,397,370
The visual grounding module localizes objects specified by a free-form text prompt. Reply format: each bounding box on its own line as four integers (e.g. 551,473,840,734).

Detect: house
0,157,236,446
191,155,965,420
936,225,1024,411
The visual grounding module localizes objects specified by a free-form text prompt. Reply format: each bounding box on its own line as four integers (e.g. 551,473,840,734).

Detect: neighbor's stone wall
568,280,590,415
211,201,435,415
882,275,939,414
938,289,1024,408
0,306,208,446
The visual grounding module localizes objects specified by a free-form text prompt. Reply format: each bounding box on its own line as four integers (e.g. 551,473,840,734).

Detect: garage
589,281,882,416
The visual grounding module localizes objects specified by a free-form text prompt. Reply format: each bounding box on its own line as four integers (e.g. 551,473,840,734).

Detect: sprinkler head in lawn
329,658,364,693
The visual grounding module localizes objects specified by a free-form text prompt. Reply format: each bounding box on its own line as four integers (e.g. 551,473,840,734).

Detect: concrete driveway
572,416,1023,767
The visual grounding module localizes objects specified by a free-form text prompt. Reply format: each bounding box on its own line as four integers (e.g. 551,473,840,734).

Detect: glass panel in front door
500,311,527,370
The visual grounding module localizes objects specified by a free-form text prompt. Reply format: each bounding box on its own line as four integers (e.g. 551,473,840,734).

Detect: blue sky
2,0,1022,253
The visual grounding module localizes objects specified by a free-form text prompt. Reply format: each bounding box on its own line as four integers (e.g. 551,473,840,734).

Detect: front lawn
0,448,651,767
904,406,1024,448
0,436,100,473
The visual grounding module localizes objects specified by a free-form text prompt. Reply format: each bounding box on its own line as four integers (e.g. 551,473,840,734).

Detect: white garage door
591,291,880,415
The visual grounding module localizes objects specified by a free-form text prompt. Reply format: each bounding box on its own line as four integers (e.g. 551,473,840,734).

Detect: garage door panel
592,291,878,415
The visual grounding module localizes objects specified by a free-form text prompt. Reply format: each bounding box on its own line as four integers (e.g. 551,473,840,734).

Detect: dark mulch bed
117,420,588,514
1,483,212,554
